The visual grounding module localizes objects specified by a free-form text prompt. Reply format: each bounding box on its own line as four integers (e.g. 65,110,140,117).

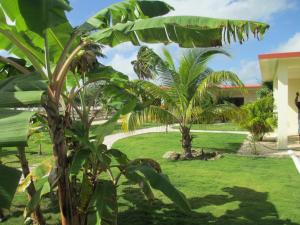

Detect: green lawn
2,132,300,225
173,123,246,131
112,132,300,225
91,122,164,134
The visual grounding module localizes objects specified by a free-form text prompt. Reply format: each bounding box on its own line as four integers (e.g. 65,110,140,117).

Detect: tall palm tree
122,47,244,158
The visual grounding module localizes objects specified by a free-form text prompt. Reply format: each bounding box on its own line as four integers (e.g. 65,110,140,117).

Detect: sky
67,0,300,84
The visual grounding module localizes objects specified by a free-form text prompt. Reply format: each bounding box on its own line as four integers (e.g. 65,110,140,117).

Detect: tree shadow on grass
118,186,299,225
2,194,60,224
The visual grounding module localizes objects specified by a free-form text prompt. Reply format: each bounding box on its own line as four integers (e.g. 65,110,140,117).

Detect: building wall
288,79,300,135
244,89,259,104
273,76,300,136
221,88,260,104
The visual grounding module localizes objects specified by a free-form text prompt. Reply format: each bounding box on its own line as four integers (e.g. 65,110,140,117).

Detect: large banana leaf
80,0,173,32
0,0,71,36
0,164,22,209
0,110,35,147
90,16,269,47
0,74,47,147
0,74,46,107
88,180,118,225
0,28,45,67
0,0,73,66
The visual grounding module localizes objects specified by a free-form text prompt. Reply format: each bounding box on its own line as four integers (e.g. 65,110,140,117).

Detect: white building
259,52,300,149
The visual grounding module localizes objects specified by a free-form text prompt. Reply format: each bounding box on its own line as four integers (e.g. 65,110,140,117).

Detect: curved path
103,125,248,148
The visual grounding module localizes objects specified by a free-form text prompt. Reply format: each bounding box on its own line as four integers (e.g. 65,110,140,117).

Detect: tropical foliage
0,0,269,224
235,95,277,142
256,82,273,98
122,47,244,158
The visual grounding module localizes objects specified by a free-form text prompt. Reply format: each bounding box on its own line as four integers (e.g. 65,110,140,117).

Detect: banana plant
0,0,269,224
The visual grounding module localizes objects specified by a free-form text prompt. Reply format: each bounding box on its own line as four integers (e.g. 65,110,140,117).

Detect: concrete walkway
103,125,249,148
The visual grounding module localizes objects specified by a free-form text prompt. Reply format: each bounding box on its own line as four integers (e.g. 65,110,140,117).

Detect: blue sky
68,0,300,84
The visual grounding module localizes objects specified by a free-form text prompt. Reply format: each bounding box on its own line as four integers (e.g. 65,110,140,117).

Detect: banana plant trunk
43,97,77,225
17,146,45,225
181,126,193,158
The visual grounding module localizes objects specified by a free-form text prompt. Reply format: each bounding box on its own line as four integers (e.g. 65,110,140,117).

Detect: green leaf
46,22,74,63
124,170,154,200
0,110,35,147
70,149,91,175
137,165,191,212
24,181,50,217
90,16,269,48
0,28,45,71
0,164,22,209
0,91,44,107
79,0,173,32
0,0,71,35
107,149,129,165
88,180,118,225
0,74,46,147
0,73,47,106
120,98,137,115
0,0,73,68
31,159,53,179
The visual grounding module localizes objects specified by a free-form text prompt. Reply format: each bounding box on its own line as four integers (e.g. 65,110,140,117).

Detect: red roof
259,51,300,60
220,84,262,89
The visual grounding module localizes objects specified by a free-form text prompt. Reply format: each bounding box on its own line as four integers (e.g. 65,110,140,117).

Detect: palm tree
122,47,243,158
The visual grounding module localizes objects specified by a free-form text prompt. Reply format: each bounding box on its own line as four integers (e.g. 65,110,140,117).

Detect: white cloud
102,42,136,55
107,53,137,79
276,33,300,52
232,60,261,84
165,0,294,20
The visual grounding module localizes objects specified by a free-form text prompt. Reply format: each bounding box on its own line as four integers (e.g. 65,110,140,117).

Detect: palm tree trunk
43,98,74,225
181,126,193,158
17,146,45,225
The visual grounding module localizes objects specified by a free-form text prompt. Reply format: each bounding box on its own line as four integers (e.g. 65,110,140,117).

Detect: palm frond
162,48,176,71
179,48,230,89
121,105,176,131
194,103,240,124
134,80,174,104
186,70,243,118
131,46,161,80
194,70,244,99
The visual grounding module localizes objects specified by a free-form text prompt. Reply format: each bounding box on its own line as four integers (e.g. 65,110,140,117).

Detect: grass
112,132,300,225
2,132,300,225
173,123,246,131
91,122,164,134
113,132,247,156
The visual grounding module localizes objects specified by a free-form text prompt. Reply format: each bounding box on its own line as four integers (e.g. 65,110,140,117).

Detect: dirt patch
238,137,291,157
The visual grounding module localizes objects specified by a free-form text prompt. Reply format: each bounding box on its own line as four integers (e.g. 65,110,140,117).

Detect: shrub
236,95,277,141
